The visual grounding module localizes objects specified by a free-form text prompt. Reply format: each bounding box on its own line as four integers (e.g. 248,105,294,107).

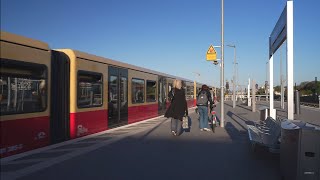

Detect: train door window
146,80,156,102
159,80,163,104
108,67,128,127
187,85,193,100
158,78,166,105
168,83,173,91
189,85,194,99
109,76,118,103
120,77,127,103
108,75,118,121
77,71,103,108
0,59,47,115
182,81,187,96
132,78,144,104
168,83,173,100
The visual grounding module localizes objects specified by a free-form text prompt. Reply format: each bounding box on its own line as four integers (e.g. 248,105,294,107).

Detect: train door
51,50,70,143
108,66,128,128
158,76,166,115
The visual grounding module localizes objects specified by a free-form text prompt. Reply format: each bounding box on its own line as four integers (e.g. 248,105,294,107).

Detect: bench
247,117,281,153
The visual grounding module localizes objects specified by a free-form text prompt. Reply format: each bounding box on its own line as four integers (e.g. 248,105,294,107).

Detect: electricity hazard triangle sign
206,45,217,61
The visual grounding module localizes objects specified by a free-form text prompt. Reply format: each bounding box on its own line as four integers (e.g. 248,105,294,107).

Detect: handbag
182,116,189,129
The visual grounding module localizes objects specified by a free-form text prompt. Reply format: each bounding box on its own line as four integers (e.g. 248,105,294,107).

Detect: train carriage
128,69,159,124
53,49,109,139
0,32,198,158
0,32,51,157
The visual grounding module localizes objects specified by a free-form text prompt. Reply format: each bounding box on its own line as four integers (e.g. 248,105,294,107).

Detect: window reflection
78,72,103,108
146,80,156,102
159,81,163,104
0,61,47,115
132,78,144,103
186,85,194,100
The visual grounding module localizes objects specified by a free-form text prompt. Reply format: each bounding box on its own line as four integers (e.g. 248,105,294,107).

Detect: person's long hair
174,79,182,90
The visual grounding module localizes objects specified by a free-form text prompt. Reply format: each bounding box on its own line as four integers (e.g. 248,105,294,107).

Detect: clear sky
1,0,319,89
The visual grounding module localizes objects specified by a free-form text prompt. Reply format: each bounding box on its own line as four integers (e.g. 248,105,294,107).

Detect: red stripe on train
0,116,50,158
69,110,108,139
128,104,158,124
187,100,194,108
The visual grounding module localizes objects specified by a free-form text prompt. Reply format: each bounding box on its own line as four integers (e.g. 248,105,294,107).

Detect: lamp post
266,61,269,101
220,0,225,127
193,72,200,80
227,44,236,108
193,72,200,106
211,62,220,100
192,72,200,88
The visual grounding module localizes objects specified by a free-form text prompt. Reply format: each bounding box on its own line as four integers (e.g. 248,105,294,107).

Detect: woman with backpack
164,79,188,136
196,84,213,131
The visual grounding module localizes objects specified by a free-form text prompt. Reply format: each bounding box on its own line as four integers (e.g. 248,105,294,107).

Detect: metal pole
287,0,294,120
236,62,238,101
280,47,284,109
235,48,237,103
233,46,236,108
220,0,225,127
248,78,251,106
227,44,236,108
266,61,269,102
294,90,300,115
269,55,275,119
252,80,256,112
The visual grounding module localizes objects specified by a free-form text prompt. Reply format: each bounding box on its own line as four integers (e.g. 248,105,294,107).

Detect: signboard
206,45,217,61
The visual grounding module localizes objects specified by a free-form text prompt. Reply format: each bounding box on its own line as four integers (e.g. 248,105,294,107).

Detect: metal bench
247,117,281,153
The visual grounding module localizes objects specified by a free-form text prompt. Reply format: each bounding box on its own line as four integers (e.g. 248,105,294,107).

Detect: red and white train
0,31,206,158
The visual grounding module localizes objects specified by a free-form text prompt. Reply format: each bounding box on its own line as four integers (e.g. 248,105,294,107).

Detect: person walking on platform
196,84,213,131
165,79,188,136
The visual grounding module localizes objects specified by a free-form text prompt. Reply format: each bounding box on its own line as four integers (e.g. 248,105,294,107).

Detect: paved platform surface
1,102,282,180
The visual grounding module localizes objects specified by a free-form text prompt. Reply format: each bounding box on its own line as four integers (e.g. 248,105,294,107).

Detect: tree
274,85,281,92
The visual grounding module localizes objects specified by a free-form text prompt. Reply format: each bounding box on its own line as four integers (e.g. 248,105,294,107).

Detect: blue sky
1,0,319,89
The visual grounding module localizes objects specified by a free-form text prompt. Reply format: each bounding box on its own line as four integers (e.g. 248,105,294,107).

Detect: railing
224,95,320,108
224,94,268,101
300,102,319,108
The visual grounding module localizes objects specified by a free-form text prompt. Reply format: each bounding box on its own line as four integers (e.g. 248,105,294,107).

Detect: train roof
0,31,50,51
58,49,194,83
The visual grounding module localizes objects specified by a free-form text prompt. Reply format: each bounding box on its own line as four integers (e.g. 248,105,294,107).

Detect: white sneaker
200,129,204,131
204,128,211,131
171,131,177,136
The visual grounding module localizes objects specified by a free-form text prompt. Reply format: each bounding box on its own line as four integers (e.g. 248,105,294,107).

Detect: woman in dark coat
165,79,188,136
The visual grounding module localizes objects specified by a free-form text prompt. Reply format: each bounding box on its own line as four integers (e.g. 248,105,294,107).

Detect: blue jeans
198,106,209,129
171,118,182,135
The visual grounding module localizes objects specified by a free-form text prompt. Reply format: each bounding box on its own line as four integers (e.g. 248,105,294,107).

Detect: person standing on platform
196,84,213,131
165,79,188,136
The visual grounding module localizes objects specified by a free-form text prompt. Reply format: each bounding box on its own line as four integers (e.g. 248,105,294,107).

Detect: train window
168,83,173,92
0,59,47,115
168,83,173,100
120,77,128,103
77,71,103,108
146,80,156,102
132,78,144,104
186,85,194,100
190,85,194,99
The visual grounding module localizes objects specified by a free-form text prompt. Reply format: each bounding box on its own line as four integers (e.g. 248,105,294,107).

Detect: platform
1,101,298,180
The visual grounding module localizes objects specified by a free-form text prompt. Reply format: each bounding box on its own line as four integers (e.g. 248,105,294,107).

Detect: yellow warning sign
206,45,217,61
